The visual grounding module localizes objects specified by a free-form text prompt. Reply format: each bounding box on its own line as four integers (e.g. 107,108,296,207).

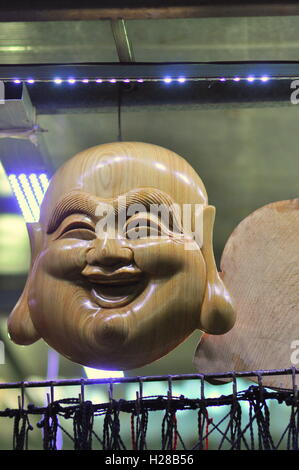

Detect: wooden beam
2,1,299,22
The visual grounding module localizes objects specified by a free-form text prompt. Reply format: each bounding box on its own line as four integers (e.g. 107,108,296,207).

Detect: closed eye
124,215,162,239
56,221,96,240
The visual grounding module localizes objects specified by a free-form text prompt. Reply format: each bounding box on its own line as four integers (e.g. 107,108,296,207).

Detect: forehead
40,142,207,228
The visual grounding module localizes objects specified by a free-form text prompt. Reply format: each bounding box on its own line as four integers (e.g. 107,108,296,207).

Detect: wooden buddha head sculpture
8,142,235,370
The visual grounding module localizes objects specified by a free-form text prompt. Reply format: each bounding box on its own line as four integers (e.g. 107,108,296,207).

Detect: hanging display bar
1,61,299,83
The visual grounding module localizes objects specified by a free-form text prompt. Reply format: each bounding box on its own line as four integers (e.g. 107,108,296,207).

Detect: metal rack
0,368,298,450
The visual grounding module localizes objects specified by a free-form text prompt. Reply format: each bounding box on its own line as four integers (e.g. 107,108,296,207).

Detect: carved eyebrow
46,188,179,235
46,192,98,234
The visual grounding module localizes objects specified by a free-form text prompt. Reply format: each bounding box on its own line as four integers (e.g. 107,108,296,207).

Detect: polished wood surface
194,199,299,389
8,142,235,370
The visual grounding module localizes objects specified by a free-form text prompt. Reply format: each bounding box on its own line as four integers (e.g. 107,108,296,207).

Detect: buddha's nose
86,236,132,268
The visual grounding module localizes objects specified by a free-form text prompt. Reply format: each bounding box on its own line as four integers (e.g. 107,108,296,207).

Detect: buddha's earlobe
8,223,42,345
199,206,236,334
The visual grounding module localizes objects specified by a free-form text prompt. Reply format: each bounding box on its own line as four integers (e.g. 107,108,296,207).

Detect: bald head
40,142,208,228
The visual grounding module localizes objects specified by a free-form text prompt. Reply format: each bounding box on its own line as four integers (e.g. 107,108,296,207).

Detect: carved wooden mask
8,142,235,370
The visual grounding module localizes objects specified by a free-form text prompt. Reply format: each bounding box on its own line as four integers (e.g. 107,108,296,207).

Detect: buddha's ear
7,223,42,345
199,206,236,334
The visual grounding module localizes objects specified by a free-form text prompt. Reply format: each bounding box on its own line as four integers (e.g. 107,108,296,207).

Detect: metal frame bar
0,85,50,174
2,62,299,81
0,367,297,390
111,20,135,63
20,80,294,115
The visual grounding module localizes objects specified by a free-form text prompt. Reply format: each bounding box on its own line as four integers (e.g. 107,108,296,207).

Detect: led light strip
18,174,41,221
8,173,50,223
29,173,45,205
38,173,50,193
8,175,35,223
6,76,274,84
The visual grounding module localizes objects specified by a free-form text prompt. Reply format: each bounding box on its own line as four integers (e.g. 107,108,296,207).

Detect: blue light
18,174,40,222
29,173,44,205
8,173,50,223
6,75,274,85
39,173,50,193
8,175,35,222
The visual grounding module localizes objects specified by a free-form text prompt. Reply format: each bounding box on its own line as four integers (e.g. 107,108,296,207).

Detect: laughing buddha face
8,142,235,370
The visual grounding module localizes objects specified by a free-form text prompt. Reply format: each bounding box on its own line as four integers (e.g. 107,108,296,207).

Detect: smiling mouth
81,266,147,308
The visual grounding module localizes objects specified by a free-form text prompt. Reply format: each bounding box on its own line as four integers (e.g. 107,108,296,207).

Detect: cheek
36,240,90,279
126,238,194,276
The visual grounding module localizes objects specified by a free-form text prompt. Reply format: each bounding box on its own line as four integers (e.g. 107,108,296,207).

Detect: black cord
4,384,299,450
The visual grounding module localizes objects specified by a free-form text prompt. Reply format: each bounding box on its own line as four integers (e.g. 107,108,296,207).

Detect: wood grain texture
194,199,299,389
2,3,299,22
8,142,235,370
